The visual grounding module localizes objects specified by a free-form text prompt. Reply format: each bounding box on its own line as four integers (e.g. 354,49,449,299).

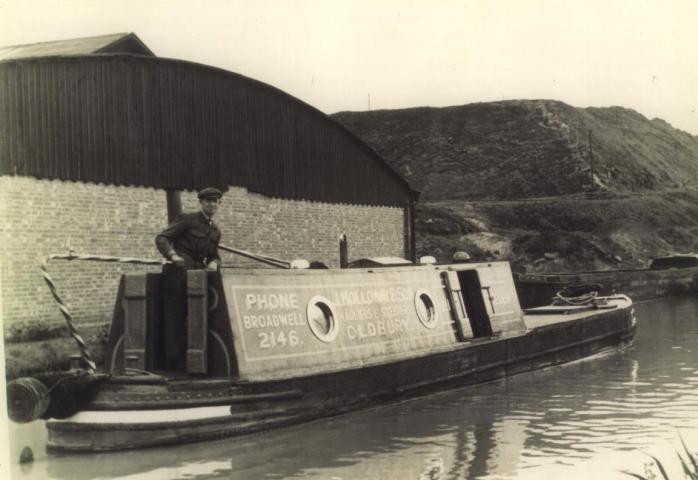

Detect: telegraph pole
588,130,594,190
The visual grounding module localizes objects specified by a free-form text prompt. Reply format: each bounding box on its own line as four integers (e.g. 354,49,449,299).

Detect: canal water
6,295,698,480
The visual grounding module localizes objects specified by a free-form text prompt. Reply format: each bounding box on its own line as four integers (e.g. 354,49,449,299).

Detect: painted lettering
329,287,411,306
345,318,410,341
258,330,301,349
367,323,376,336
244,293,299,310
242,313,305,329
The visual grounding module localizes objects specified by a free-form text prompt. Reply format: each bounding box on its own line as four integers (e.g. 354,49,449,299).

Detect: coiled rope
552,290,599,306
550,283,606,307
40,250,167,373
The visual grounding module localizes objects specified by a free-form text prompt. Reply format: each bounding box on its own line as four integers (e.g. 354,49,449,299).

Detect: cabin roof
649,253,698,269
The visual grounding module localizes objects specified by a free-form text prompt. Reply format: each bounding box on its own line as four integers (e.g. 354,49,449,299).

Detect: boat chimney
339,234,348,268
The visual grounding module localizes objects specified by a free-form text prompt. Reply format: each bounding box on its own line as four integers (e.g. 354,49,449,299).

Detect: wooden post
405,196,417,262
588,130,594,191
166,189,182,223
122,274,149,370
186,270,208,374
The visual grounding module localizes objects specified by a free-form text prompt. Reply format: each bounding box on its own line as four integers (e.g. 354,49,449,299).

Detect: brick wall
0,176,406,327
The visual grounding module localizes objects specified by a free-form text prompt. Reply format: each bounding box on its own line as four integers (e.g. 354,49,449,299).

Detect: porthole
414,289,438,329
306,295,339,342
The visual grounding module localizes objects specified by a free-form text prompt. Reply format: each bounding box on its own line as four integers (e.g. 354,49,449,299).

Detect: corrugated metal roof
0,33,154,60
0,54,417,206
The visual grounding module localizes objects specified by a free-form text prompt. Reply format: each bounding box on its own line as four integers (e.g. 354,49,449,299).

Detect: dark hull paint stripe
46,313,634,452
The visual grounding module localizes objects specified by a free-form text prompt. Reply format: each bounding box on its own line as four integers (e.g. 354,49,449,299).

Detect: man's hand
206,261,218,272
170,254,185,267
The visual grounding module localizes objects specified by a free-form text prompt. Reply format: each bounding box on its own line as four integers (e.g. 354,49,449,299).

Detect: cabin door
458,270,493,338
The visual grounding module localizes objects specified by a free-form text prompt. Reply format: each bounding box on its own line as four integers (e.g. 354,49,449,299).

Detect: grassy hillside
333,100,698,201
332,100,698,271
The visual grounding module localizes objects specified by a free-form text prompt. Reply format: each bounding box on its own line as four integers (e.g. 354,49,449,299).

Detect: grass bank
4,322,108,380
416,189,698,273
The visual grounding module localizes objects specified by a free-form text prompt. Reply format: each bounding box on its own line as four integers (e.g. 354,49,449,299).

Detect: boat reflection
9,352,618,479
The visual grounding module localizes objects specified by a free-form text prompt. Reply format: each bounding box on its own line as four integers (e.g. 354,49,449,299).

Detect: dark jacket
155,212,221,269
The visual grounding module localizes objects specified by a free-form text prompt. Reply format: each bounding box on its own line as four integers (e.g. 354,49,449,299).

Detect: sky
0,0,697,134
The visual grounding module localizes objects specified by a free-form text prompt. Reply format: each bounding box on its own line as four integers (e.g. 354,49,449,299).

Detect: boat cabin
105,262,526,382
649,254,698,270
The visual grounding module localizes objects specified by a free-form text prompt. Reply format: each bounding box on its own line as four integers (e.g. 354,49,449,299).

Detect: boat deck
523,296,630,330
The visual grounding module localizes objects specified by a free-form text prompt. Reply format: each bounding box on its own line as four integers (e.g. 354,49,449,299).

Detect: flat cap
197,187,223,199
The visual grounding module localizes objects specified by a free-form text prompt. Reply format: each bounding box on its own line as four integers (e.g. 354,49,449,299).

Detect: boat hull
47,299,635,452
515,266,698,308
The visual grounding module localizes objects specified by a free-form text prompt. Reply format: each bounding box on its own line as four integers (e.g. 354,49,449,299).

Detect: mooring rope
40,251,168,374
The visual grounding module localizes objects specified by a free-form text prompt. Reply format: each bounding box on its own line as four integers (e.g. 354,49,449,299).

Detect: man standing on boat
155,187,224,370
156,187,223,271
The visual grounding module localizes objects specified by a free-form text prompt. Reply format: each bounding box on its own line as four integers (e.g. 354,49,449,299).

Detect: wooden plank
122,274,148,370
187,270,208,374
441,270,473,341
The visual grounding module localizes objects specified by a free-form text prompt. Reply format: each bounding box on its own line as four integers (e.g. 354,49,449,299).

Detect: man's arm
155,215,190,261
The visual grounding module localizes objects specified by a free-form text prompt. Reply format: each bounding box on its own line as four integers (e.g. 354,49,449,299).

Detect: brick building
0,33,418,327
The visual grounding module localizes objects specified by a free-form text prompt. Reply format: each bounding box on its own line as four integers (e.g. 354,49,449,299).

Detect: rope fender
40,250,168,373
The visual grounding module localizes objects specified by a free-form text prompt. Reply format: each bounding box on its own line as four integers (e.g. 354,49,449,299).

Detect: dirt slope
332,100,698,272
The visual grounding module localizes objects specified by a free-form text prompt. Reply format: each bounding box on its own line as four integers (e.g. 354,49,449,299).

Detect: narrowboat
515,253,698,308
7,258,635,452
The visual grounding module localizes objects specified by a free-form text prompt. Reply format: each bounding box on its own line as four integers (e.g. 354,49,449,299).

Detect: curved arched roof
0,53,416,206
